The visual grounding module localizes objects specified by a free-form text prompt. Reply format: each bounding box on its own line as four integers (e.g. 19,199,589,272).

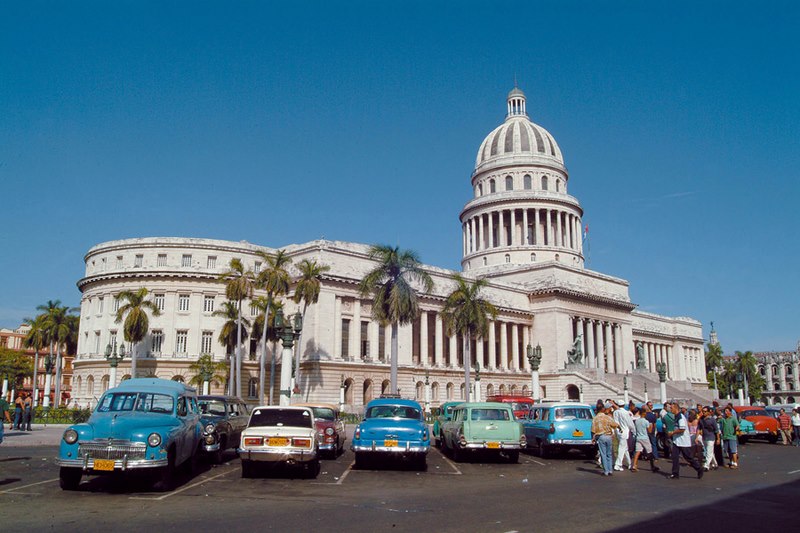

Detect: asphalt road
1,434,799,532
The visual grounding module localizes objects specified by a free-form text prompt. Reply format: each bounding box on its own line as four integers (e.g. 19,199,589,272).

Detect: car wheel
415,454,427,471
506,450,519,463
738,436,749,445
768,434,779,444
241,459,254,478
583,448,597,459
305,459,320,479
212,437,226,464
538,440,550,459
452,444,464,462
354,452,366,469
59,467,82,491
153,448,176,492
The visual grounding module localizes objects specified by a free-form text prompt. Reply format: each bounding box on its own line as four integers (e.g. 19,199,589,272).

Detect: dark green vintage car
433,401,462,447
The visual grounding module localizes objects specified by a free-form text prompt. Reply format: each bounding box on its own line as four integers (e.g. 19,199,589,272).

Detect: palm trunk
464,333,471,403
227,343,235,396
269,340,278,405
259,299,272,404
131,339,138,378
235,300,243,399
391,322,399,395
32,349,39,408
293,303,308,395
54,344,62,407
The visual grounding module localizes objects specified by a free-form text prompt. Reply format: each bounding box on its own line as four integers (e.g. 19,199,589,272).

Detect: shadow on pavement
0,478,22,486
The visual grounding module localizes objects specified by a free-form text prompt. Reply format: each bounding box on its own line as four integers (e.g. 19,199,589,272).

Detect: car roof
534,401,593,408
365,398,422,408
487,395,534,400
109,378,196,395
294,403,339,411
453,402,513,409
250,405,314,413
198,395,243,402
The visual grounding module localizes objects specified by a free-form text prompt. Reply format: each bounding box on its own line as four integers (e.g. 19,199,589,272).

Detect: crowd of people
589,399,786,479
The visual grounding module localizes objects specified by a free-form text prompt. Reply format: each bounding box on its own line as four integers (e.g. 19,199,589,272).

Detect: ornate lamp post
736,372,745,406
424,370,431,413
104,342,127,389
623,372,629,405
275,307,303,406
42,353,55,409
643,382,648,403
339,375,346,412
656,362,667,403
527,343,543,401
473,361,481,402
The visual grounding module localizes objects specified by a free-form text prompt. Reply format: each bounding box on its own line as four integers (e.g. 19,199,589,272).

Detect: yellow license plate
486,442,500,449
268,437,290,447
94,459,115,471
384,439,399,447
573,430,584,437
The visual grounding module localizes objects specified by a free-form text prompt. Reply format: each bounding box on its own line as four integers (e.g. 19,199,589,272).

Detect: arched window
344,378,354,405
505,254,511,263
521,385,529,396
431,382,440,402
87,376,95,396
788,396,796,403
510,384,518,394
247,378,257,398
787,365,793,376
541,176,548,191
556,180,561,192
530,253,536,262
524,175,532,189
774,383,781,391
363,380,374,405
101,375,109,392
555,253,560,262
774,396,783,404
759,366,766,376
459,383,465,400
75,376,82,396
446,382,454,400
486,384,494,397
381,380,391,395
172,375,185,382
566,384,580,400
490,179,496,193
121,374,131,382
483,257,487,266
415,381,424,401
499,384,507,395
477,184,483,196
772,365,779,375
505,176,513,191
466,261,470,271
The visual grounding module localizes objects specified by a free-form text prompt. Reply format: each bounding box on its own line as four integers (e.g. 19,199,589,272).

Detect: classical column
419,310,428,366
577,217,583,252
522,326,530,371
369,319,379,361
350,298,361,360
511,324,519,371
604,322,613,372
499,322,508,370
614,324,622,373
555,210,562,247
462,223,466,256
434,312,443,367
497,210,504,247
476,336,484,369
333,296,342,360
470,218,477,253
449,334,457,368
510,209,517,246
586,320,595,369
522,208,529,245
534,208,540,245
488,321,496,369
488,212,494,248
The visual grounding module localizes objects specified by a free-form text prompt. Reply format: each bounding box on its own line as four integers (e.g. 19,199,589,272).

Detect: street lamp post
339,375,346,412
275,308,303,406
424,371,431,413
42,354,55,410
644,382,648,403
736,372,745,406
104,342,126,389
623,373,629,405
527,343,543,401
473,362,481,402
656,362,667,403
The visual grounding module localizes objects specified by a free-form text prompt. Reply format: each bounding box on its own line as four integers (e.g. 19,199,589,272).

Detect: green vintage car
440,402,526,463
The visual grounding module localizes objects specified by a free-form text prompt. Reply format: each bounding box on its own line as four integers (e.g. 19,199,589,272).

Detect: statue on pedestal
636,342,646,369
567,334,583,364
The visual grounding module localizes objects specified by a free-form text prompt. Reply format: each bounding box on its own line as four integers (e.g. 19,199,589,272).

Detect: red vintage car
486,394,535,420
733,406,779,443
295,403,346,458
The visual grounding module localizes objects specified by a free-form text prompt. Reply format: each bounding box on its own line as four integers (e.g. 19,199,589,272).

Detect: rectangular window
154,293,165,312
249,303,258,317
134,254,143,268
97,297,104,314
178,294,190,312
116,255,123,268
94,331,101,353
151,330,164,353
109,331,117,351
203,295,215,313
254,261,262,274
101,257,107,271
360,321,369,358
207,256,216,269
176,330,188,354
201,331,213,354
83,332,89,354
181,254,192,267
378,325,386,360
157,254,167,267
341,319,350,358
112,296,120,313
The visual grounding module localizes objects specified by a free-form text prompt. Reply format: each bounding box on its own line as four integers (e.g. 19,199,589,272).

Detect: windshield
511,402,533,412
740,410,767,417
249,408,313,428
471,408,511,421
96,392,174,414
554,408,593,420
198,399,227,416
310,407,335,421
365,405,421,420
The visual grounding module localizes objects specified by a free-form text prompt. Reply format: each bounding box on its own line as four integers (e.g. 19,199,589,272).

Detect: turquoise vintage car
433,401,462,447
351,397,429,470
441,402,525,462
522,402,595,458
55,378,203,491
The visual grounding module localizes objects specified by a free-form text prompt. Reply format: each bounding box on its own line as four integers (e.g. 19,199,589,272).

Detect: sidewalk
1,424,69,447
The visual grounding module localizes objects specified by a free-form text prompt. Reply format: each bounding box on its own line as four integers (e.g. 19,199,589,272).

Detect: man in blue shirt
668,403,704,480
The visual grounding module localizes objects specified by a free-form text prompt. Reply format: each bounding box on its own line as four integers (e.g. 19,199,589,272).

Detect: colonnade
681,346,705,382
462,207,582,255
637,341,674,379
572,317,623,373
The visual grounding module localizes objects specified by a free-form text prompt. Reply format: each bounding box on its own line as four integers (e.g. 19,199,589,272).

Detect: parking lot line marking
0,477,58,494
129,467,238,501
433,448,462,475
336,462,354,484
788,469,800,474
531,459,546,466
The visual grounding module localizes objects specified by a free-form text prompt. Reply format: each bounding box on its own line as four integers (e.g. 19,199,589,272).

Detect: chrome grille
79,440,147,461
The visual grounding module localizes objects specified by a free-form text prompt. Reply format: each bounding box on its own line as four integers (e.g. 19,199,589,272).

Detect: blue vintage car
351,397,429,470
522,402,595,458
433,401,462,447
55,378,203,491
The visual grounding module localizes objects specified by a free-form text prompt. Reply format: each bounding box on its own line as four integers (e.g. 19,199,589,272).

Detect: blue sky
1,1,798,354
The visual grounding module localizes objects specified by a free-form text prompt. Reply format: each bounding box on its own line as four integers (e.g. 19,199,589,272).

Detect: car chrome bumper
203,443,221,452
351,442,429,454
550,439,594,445
237,448,317,463
461,442,523,450
318,443,337,451
55,457,168,471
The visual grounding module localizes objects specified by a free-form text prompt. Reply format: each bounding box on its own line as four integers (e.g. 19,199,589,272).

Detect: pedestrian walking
713,406,727,467
777,409,792,445
592,402,620,476
0,395,11,444
792,408,800,447
719,407,739,468
12,393,23,430
632,406,660,473
612,402,634,471
661,401,675,459
644,401,660,460
699,407,719,470
667,403,704,480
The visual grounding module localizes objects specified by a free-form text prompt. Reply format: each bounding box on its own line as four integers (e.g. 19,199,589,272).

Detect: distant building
755,346,800,404
71,88,709,409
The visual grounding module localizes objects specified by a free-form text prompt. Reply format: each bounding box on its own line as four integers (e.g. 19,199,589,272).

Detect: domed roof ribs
519,123,530,152
504,123,515,153
532,126,545,153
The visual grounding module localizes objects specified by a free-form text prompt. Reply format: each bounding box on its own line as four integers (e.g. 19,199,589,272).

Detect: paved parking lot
1,430,799,532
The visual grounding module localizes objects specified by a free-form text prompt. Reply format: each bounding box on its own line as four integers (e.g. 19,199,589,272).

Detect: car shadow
76,459,216,493
0,456,32,463
0,478,22,486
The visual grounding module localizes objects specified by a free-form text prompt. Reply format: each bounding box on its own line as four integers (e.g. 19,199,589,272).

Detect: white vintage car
237,405,320,478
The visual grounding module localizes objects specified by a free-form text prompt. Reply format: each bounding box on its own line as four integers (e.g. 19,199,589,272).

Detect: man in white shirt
612,402,635,471
668,403,704,480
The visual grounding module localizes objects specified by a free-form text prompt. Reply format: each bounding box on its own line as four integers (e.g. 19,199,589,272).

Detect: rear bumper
351,441,429,454
461,441,523,450
237,448,317,463
548,439,594,446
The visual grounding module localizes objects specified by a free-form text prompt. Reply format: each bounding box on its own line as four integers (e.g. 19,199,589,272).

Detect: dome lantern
507,87,527,118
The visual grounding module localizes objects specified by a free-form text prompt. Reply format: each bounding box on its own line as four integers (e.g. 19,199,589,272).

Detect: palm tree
188,354,228,394
441,274,497,402
734,350,764,402
213,300,251,395
705,341,723,390
254,250,292,402
39,300,78,407
358,245,433,395
251,297,283,404
115,288,161,379
218,258,255,397
292,259,330,392
23,315,47,407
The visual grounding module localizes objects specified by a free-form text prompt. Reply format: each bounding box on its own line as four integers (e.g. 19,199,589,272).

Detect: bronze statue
567,334,583,364
636,342,646,369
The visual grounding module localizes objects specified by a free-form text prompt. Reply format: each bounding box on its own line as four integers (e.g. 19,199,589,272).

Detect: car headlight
147,433,162,447
325,427,335,436
205,424,216,434
63,429,79,444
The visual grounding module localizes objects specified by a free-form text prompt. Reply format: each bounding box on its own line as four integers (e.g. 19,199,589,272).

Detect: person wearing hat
591,402,620,476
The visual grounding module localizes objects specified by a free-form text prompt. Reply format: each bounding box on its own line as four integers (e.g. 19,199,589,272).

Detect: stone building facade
755,346,800,404
71,88,710,410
